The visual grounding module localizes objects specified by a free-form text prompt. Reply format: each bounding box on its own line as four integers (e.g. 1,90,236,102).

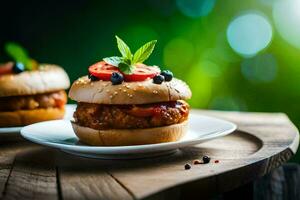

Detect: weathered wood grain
1,147,58,200
58,169,134,200
254,163,300,200
0,140,34,199
0,166,11,199
105,131,261,199
0,110,298,200
107,111,299,199
0,154,14,199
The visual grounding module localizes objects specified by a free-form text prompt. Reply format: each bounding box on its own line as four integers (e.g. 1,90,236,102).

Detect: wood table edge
137,111,300,199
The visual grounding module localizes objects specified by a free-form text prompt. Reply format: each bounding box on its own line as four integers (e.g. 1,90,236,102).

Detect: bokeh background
1,0,300,160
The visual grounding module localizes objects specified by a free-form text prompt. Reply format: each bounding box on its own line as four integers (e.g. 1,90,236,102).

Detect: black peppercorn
202,155,211,164
184,163,191,170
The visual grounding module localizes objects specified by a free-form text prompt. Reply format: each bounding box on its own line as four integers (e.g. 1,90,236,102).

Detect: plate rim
0,126,23,134
20,114,237,154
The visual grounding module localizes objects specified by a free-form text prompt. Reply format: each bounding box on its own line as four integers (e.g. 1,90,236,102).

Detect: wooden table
0,110,299,200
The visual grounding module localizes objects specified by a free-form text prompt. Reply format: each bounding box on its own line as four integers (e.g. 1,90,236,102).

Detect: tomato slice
88,61,120,81
88,61,160,82
124,64,160,82
0,62,13,75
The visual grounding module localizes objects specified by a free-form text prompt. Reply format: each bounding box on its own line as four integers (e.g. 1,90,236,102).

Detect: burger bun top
0,64,70,97
69,76,191,104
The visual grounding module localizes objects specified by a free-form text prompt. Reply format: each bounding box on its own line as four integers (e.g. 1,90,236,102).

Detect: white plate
20,113,237,159
0,104,76,134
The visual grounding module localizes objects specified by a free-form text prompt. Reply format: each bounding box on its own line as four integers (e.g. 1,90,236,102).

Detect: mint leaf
118,62,134,74
132,40,157,64
115,35,132,60
123,57,132,65
102,36,158,75
5,42,32,70
103,56,122,67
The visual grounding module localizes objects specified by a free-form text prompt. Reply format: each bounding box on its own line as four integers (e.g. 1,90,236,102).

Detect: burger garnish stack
0,43,70,127
69,36,192,146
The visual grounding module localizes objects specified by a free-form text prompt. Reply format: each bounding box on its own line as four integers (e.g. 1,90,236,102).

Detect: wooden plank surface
59,169,133,200
0,140,33,199
107,131,263,199
54,150,134,199
0,110,298,200
107,111,299,199
0,160,11,199
1,147,58,200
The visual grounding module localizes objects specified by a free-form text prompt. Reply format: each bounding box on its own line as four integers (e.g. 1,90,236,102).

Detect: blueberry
12,62,25,74
111,72,124,85
161,70,173,82
88,74,99,81
153,74,164,84
202,155,211,164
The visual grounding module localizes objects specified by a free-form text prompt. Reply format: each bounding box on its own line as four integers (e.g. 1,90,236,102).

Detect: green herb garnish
103,36,157,74
4,42,34,70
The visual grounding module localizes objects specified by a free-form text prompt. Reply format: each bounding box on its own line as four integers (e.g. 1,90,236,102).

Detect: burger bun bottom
71,120,188,146
0,107,65,127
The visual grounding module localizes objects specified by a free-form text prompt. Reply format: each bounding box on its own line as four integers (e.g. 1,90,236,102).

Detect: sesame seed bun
71,120,188,146
0,64,70,97
0,107,65,127
68,76,191,104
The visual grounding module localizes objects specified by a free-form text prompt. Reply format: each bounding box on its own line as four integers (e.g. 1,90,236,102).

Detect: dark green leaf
103,56,122,66
5,42,32,70
115,35,132,60
123,57,132,65
118,62,134,74
132,40,157,64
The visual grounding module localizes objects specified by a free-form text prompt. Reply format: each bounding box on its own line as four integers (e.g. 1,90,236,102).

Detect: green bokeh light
163,38,194,77
186,65,212,108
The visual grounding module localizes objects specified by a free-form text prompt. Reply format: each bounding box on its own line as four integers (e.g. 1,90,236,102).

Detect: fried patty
73,100,189,130
0,90,67,111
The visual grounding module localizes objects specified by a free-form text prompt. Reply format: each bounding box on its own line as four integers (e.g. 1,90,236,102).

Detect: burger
0,42,70,127
69,36,191,146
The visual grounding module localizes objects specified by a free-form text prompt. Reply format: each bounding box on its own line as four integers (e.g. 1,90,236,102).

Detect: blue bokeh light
273,0,300,49
176,0,216,18
227,12,273,57
241,53,277,83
